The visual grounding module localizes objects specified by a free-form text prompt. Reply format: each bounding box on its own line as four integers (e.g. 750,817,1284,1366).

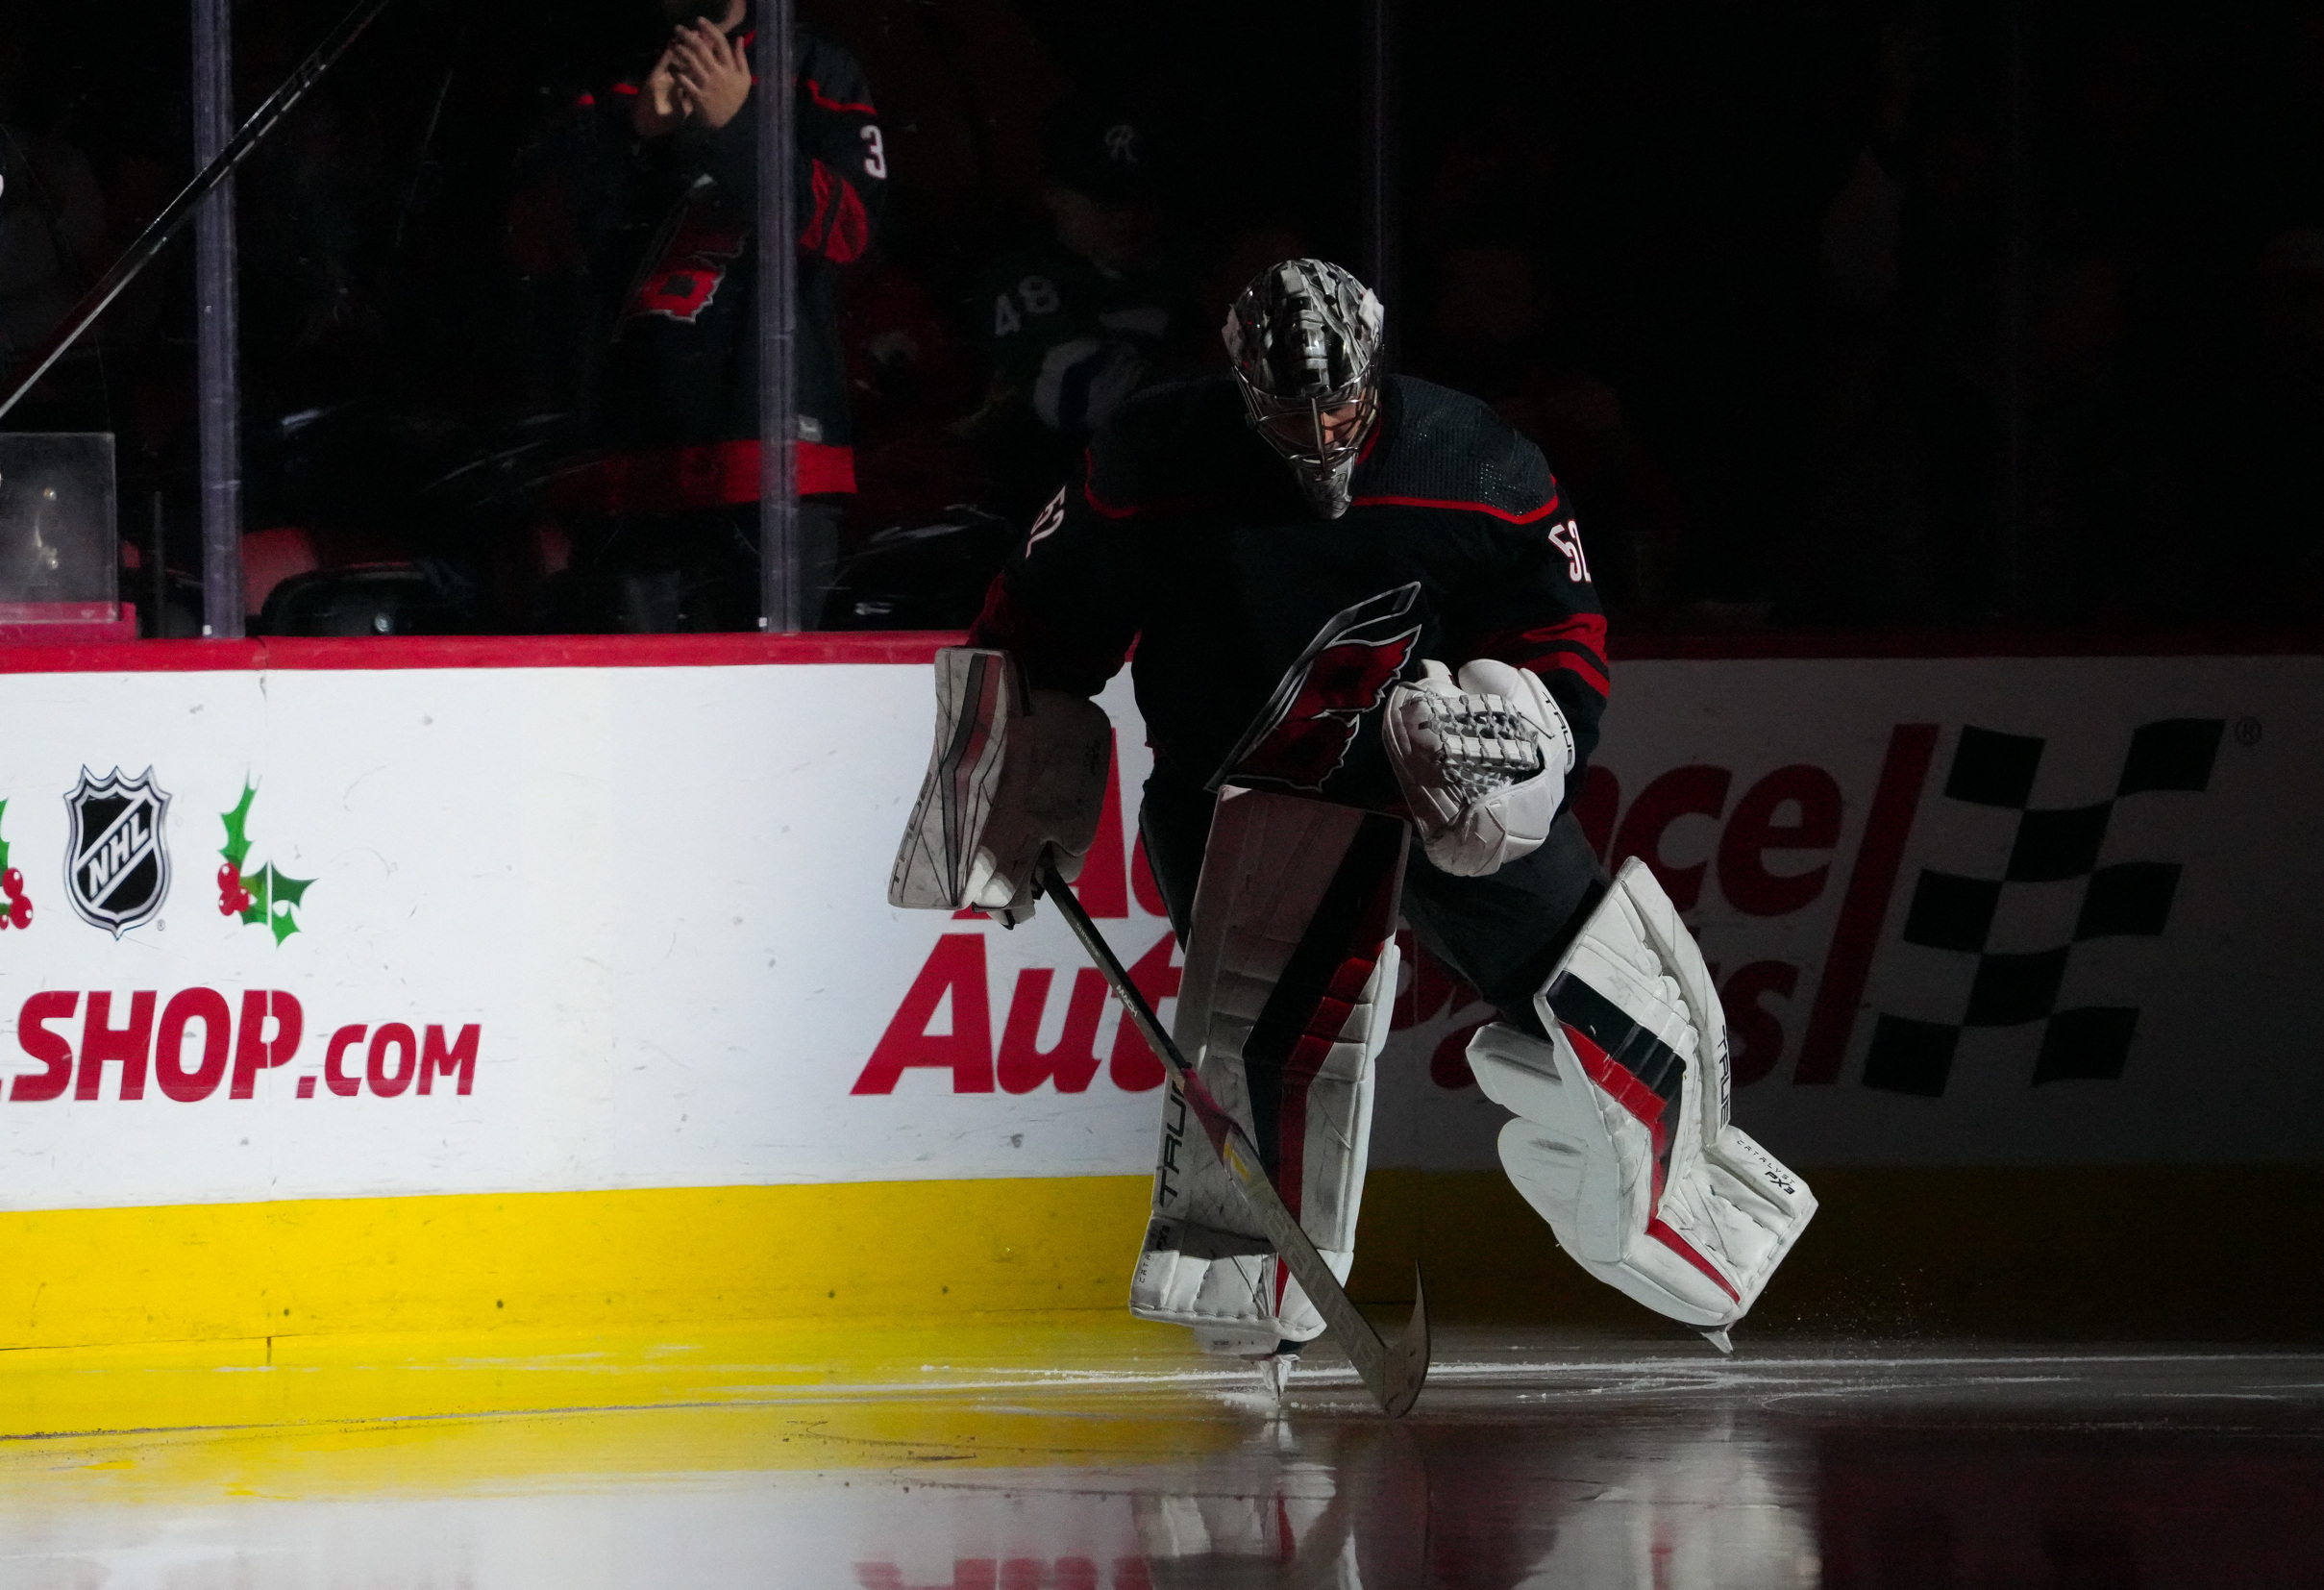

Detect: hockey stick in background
0,0,401,422
1038,857,1431,1417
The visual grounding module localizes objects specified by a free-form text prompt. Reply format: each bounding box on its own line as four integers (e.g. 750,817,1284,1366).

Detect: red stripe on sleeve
804,78,878,115
1525,612,1609,655
1535,650,1613,696
1081,454,1142,520
823,180,869,263
798,161,870,263
1349,492,1562,525
1472,613,1613,695
800,161,833,254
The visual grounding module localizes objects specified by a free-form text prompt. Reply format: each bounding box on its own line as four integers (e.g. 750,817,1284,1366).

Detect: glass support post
756,1,801,633
193,0,242,638
1361,0,1398,337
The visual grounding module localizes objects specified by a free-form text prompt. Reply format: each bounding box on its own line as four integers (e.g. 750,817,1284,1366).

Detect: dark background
1,0,2319,634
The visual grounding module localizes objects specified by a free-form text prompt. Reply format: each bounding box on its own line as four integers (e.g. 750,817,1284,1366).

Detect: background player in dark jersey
957,100,1195,519
902,259,1815,1365
544,1,885,632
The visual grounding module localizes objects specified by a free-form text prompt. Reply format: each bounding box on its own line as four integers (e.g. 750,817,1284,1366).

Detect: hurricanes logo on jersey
1216,584,1422,794
624,215,746,326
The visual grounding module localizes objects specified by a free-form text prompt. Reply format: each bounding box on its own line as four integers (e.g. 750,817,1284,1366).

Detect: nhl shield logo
63,767,171,937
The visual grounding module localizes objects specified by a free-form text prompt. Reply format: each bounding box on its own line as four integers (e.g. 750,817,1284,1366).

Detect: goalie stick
1037,857,1430,1417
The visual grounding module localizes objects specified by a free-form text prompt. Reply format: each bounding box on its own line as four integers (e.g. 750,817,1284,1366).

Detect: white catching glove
1381,658,1576,877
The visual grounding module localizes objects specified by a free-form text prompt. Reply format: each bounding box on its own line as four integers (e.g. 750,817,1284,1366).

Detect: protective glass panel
0,432,116,621
5,5,2316,639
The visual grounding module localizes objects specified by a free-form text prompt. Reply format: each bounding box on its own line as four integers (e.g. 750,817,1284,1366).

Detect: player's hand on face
672,20,752,131
632,44,689,138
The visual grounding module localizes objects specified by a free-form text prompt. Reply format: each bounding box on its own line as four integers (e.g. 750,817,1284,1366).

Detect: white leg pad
1128,788,1404,1352
1468,859,1817,1331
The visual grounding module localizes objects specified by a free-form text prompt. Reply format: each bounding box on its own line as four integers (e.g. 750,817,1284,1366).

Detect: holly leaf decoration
0,798,11,876
219,782,316,945
220,783,258,870
239,862,314,944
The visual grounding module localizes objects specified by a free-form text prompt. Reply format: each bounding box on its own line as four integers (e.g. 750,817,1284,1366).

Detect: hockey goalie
892,259,1815,1365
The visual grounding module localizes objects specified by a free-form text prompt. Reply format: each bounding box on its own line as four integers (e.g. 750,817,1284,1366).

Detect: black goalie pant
1137,767,1608,1040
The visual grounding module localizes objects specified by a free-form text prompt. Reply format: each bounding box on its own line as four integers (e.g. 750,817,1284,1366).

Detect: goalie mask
1223,259,1385,519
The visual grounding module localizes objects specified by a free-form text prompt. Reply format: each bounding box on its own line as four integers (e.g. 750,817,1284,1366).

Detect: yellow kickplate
0,1177,1153,1354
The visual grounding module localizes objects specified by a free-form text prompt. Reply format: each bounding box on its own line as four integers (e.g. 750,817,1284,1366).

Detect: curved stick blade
1379,1268,1430,1418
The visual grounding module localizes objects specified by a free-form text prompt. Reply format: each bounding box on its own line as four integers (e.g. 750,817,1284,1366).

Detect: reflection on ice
1132,1423,1417,1590
861,1401,1816,1590
856,1563,1153,1589
0,1333,2318,1589
1510,1413,1817,1589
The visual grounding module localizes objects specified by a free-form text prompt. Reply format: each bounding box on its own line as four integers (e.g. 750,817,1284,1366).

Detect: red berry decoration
1,868,20,896
217,861,238,888
11,898,30,929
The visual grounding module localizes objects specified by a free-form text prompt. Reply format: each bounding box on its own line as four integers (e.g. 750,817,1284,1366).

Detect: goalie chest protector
970,375,1611,815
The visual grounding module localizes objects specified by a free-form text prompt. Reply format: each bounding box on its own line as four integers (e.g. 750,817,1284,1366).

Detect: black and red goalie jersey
971,373,1609,813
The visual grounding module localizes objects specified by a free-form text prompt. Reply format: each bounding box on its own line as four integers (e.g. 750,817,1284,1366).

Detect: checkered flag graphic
1862,718,2225,1097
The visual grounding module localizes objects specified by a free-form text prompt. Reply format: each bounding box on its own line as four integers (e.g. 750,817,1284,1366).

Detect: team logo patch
1216,583,1422,793
625,217,746,326
62,766,171,937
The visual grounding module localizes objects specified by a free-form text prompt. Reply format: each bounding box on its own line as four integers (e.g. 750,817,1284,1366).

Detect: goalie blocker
1467,858,1817,1340
888,647,1111,925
